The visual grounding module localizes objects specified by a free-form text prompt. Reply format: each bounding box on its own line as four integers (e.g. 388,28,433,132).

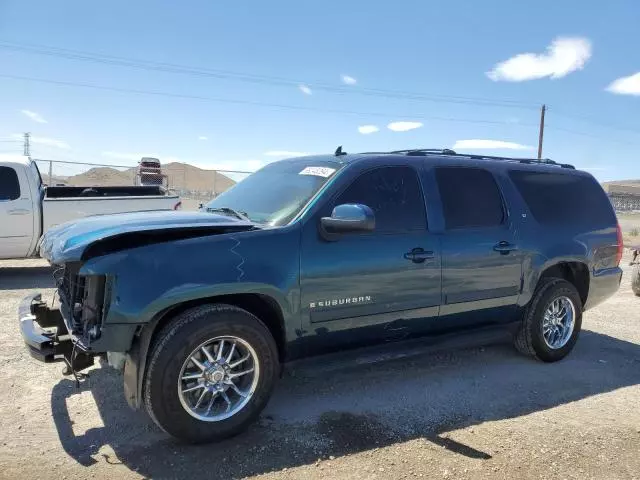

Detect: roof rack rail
457,153,575,170
389,148,457,156
369,148,575,169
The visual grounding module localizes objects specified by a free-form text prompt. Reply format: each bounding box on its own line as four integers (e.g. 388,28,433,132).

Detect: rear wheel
515,278,583,362
632,264,640,297
143,304,279,443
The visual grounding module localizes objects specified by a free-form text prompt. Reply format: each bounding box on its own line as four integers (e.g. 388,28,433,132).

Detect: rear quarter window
508,170,616,228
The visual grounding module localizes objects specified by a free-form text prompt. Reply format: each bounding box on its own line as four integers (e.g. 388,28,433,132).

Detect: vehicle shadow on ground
0,266,54,290
50,330,640,479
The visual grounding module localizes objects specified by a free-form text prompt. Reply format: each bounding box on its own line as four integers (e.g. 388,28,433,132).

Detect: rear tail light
615,223,623,266
174,201,182,210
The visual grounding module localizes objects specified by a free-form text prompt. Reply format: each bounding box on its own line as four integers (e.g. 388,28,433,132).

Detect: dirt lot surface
0,255,639,480
617,212,640,247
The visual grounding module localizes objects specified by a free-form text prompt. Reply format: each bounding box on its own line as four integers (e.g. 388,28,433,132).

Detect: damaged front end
19,292,96,373
20,209,264,404
19,261,116,374
53,262,110,345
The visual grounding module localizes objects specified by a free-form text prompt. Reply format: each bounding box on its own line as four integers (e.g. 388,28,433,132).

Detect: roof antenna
335,145,347,156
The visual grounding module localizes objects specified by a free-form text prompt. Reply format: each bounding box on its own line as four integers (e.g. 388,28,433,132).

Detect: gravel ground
0,255,639,480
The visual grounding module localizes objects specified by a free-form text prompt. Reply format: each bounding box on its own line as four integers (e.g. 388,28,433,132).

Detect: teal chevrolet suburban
19,148,623,443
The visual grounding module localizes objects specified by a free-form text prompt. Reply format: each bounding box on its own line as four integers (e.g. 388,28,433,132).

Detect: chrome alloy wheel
542,296,576,350
178,336,260,422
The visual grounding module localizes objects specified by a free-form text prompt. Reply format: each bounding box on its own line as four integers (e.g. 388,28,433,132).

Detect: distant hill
55,162,236,195
66,167,133,186
162,162,236,194
602,180,640,195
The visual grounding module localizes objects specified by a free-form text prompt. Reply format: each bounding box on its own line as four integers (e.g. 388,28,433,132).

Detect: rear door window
508,170,616,227
435,167,504,229
0,166,20,201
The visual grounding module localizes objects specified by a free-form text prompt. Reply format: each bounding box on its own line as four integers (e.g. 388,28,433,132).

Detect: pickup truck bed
42,191,180,233
0,155,182,259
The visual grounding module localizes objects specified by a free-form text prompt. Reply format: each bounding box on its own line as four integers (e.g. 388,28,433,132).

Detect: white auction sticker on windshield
299,166,336,177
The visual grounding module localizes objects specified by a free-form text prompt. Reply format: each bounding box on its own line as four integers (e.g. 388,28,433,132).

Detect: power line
0,73,541,128
548,107,640,136
546,125,640,146
7,42,639,145
0,41,541,110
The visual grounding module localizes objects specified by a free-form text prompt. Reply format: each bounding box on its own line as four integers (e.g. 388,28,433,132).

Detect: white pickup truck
0,155,182,259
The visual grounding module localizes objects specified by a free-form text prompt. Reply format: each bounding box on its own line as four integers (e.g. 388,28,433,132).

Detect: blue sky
1,0,640,181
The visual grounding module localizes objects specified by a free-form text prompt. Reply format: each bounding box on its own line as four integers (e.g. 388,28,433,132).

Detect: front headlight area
75,274,112,343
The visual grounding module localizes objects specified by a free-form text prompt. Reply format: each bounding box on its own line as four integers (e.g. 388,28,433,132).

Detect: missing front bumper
18,293,95,372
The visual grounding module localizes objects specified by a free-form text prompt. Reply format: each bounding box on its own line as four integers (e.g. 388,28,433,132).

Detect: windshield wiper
206,207,252,222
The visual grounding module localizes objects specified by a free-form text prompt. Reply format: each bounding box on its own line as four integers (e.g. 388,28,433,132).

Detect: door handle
493,241,518,254
404,248,435,263
8,209,30,215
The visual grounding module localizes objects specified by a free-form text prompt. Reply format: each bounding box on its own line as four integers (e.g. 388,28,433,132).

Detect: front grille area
53,263,106,342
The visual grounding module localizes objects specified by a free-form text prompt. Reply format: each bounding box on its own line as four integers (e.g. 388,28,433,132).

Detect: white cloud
387,121,423,132
486,37,592,82
198,136,208,141
11,133,69,149
101,151,158,161
264,150,310,157
298,84,312,95
606,72,640,96
21,109,47,124
358,125,379,135
452,139,533,150
341,74,357,85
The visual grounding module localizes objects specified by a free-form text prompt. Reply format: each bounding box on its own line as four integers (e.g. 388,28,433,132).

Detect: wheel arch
124,292,287,410
538,261,590,308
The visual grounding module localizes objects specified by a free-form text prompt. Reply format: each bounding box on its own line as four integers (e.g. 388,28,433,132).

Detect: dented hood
39,210,256,264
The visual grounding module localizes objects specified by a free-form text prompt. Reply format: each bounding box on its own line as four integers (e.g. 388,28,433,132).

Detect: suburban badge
310,296,373,309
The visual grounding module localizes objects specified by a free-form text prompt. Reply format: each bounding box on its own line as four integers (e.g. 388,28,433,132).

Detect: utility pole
23,132,31,156
537,104,546,160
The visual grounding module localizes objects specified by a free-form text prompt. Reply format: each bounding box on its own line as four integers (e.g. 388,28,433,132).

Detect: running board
284,324,516,378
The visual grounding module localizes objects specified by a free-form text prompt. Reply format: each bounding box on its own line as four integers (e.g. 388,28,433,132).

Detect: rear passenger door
435,167,522,325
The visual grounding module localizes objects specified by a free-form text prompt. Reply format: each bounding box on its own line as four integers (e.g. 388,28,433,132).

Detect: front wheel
515,278,583,362
143,304,279,443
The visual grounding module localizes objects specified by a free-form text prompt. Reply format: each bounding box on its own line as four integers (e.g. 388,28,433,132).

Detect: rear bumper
584,267,623,311
18,293,94,370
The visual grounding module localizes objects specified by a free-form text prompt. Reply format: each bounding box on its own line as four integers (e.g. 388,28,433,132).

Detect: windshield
204,160,341,226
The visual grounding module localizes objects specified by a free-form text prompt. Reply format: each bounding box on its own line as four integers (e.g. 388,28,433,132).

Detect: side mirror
320,203,375,236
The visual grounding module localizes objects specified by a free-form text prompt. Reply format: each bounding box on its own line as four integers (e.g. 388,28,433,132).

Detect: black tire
514,278,583,362
632,264,640,297
143,304,279,443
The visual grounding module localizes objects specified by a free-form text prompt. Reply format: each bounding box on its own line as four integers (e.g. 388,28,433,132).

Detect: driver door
298,165,441,356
